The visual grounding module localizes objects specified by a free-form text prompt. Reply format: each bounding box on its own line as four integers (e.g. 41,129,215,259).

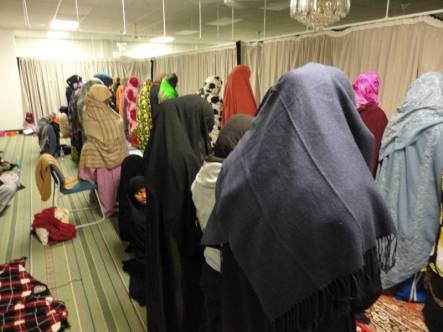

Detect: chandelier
290,0,351,30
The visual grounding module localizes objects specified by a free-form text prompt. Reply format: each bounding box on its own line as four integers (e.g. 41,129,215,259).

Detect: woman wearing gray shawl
203,63,396,332
377,72,443,289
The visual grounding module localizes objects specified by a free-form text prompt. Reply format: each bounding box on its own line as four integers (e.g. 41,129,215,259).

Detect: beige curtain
245,16,443,118
153,47,237,96
19,58,150,120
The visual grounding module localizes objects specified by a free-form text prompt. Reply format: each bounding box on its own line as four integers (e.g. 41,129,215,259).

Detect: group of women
59,61,443,332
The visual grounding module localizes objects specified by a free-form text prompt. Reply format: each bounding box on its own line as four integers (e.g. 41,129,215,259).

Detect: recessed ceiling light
47,31,70,39
149,35,175,43
50,19,79,31
259,1,290,11
206,17,243,27
175,30,199,36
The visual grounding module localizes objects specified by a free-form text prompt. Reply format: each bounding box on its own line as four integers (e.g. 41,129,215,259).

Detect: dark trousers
424,272,443,332
200,262,222,332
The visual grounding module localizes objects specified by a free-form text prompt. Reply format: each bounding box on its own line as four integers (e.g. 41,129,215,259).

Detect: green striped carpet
0,135,147,332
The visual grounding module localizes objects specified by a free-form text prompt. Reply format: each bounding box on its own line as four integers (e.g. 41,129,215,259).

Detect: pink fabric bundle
352,72,381,109
125,76,140,137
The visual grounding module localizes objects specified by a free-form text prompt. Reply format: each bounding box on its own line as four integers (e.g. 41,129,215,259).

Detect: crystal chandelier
290,0,351,30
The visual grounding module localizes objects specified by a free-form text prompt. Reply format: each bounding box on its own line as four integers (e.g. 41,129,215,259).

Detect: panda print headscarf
199,76,224,146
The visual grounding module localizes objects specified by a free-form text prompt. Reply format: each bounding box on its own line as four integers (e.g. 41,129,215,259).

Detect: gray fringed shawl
203,63,396,329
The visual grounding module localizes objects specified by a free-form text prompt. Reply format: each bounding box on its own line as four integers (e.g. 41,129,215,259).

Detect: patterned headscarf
200,76,223,97
199,76,224,145
125,76,141,144
352,71,382,109
136,80,153,152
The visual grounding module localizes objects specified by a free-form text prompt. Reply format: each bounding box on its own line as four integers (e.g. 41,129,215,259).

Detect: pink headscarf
352,72,381,109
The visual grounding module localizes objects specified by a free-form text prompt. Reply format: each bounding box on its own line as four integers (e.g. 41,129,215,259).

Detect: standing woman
191,114,254,332
377,72,443,290
150,73,166,118
79,85,128,217
70,78,103,161
221,65,257,127
352,72,388,176
143,95,213,332
203,63,396,332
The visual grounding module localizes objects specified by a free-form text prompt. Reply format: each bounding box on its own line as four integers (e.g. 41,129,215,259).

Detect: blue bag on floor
395,272,426,303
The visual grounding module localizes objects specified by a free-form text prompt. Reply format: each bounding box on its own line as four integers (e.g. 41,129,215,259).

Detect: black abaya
143,95,212,332
221,246,356,332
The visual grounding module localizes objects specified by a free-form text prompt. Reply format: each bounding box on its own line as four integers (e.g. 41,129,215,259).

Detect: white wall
0,30,23,130
14,37,198,59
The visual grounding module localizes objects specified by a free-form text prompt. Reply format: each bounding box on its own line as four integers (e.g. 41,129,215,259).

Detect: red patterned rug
359,295,428,332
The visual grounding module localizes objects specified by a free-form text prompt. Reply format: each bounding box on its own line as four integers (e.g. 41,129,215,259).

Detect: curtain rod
254,8,443,43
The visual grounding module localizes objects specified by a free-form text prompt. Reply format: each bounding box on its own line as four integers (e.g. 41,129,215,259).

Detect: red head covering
222,65,257,126
25,112,34,124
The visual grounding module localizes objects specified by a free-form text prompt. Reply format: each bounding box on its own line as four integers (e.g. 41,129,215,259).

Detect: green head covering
158,76,179,103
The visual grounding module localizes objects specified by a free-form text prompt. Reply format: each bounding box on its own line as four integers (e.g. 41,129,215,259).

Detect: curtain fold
18,58,150,120
244,16,443,118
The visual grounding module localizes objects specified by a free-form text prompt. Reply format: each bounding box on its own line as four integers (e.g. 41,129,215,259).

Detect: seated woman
123,176,148,305
79,84,128,217
191,114,254,332
37,117,58,156
0,179,19,214
23,112,37,133
118,155,144,241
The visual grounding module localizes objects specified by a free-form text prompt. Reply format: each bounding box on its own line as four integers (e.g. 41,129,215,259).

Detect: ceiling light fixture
199,0,202,39
121,0,127,34
231,5,235,40
263,0,267,39
150,36,175,43
150,0,175,43
47,31,70,39
224,0,248,9
22,0,31,28
50,19,79,31
290,0,351,30
75,0,80,24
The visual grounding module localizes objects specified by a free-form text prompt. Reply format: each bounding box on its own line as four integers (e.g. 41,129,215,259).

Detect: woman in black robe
203,63,397,332
143,95,213,332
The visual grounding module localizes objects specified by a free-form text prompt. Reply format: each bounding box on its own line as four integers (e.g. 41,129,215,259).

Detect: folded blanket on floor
32,207,76,245
0,258,69,332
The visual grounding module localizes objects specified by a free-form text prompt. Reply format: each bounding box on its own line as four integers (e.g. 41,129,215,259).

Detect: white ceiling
0,0,442,44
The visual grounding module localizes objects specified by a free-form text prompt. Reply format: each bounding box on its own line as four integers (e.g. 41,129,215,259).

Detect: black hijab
128,176,145,206
127,176,147,251
203,63,396,329
213,114,254,159
143,94,212,332
118,155,144,241
66,75,82,104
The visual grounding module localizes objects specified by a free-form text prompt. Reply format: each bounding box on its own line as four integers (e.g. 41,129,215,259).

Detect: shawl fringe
272,234,396,332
